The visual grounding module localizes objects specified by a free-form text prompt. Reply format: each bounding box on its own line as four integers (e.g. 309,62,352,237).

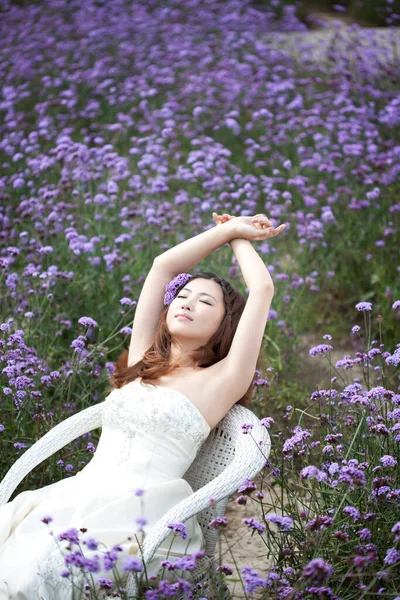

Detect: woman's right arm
154,220,237,274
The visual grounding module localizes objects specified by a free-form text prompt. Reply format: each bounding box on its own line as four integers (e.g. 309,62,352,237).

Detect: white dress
0,381,211,599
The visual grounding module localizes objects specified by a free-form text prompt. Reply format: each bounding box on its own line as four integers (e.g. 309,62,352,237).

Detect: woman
0,212,285,599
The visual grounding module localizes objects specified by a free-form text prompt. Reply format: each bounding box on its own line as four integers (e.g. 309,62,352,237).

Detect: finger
268,224,286,236
253,220,264,229
253,218,273,228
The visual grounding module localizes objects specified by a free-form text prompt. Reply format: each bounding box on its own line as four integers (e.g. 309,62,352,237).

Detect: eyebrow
182,287,216,301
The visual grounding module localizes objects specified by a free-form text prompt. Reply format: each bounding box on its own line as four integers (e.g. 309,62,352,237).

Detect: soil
265,7,400,66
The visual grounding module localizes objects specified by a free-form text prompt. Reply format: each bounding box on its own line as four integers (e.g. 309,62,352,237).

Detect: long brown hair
106,271,266,407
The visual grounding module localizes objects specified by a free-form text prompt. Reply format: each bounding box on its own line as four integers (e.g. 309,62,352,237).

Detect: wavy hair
107,271,267,407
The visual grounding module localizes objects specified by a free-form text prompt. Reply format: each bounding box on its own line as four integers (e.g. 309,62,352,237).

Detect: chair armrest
126,415,271,594
0,401,105,506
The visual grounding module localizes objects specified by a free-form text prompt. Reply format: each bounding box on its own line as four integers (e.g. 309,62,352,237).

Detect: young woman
0,212,285,598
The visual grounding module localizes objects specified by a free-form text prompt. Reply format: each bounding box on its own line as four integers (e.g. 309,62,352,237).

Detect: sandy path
265,12,400,66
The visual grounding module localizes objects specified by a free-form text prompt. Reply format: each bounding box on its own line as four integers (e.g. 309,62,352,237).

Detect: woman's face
166,278,226,346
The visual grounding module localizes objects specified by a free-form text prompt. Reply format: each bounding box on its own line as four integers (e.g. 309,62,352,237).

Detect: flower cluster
164,273,193,306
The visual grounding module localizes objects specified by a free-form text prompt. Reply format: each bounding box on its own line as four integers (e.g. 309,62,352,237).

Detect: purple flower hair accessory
164,273,193,306
164,272,233,316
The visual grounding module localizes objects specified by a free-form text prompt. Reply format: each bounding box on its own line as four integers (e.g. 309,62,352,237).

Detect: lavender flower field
1,0,400,598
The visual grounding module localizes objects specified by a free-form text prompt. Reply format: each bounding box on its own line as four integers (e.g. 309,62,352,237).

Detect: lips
176,314,192,321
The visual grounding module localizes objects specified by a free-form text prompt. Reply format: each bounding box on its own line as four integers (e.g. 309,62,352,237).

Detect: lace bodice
103,380,211,445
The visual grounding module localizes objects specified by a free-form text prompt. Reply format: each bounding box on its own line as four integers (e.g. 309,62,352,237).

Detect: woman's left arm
229,237,275,292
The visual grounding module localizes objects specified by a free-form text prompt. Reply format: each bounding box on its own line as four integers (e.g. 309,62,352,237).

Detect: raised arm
153,219,237,273
0,402,104,506
208,212,282,400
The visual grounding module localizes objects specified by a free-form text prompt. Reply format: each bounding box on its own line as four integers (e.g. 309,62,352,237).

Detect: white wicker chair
0,402,104,507
0,402,271,600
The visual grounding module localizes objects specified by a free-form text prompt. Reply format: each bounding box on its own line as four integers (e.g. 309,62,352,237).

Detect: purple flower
386,347,400,367
305,515,334,531
60,569,71,578
384,547,400,565
282,425,312,454
216,564,234,575
355,302,372,311
103,545,123,570
392,521,400,542
209,516,228,530
13,442,27,450
380,454,397,468
300,466,327,482
97,578,113,589
58,527,80,545
357,528,372,541
83,556,100,573
242,517,265,533
123,556,143,572
241,423,254,434
241,566,268,594
234,495,248,505
265,513,294,531
120,297,136,306
135,516,147,534
78,316,98,328
260,417,274,428
225,117,241,135
170,554,199,571
13,177,25,188
41,516,54,524
167,522,187,539
343,506,361,521
83,537,98,550
238,477,257,494
164,273,192,306
309,344,334,357
301,558,334,583
65,550,90,569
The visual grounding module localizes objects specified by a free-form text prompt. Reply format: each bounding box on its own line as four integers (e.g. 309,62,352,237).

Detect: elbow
252,283,274,296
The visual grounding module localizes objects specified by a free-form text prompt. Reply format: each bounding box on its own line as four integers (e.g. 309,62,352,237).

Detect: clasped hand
212,211,286,242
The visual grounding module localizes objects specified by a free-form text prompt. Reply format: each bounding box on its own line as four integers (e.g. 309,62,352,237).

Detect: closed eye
177,295,212,306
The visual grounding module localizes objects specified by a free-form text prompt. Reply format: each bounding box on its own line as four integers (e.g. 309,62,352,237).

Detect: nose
180,301,192,314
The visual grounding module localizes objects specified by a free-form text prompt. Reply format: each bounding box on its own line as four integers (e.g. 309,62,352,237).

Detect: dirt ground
265,8,400,65
216,478,281,600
